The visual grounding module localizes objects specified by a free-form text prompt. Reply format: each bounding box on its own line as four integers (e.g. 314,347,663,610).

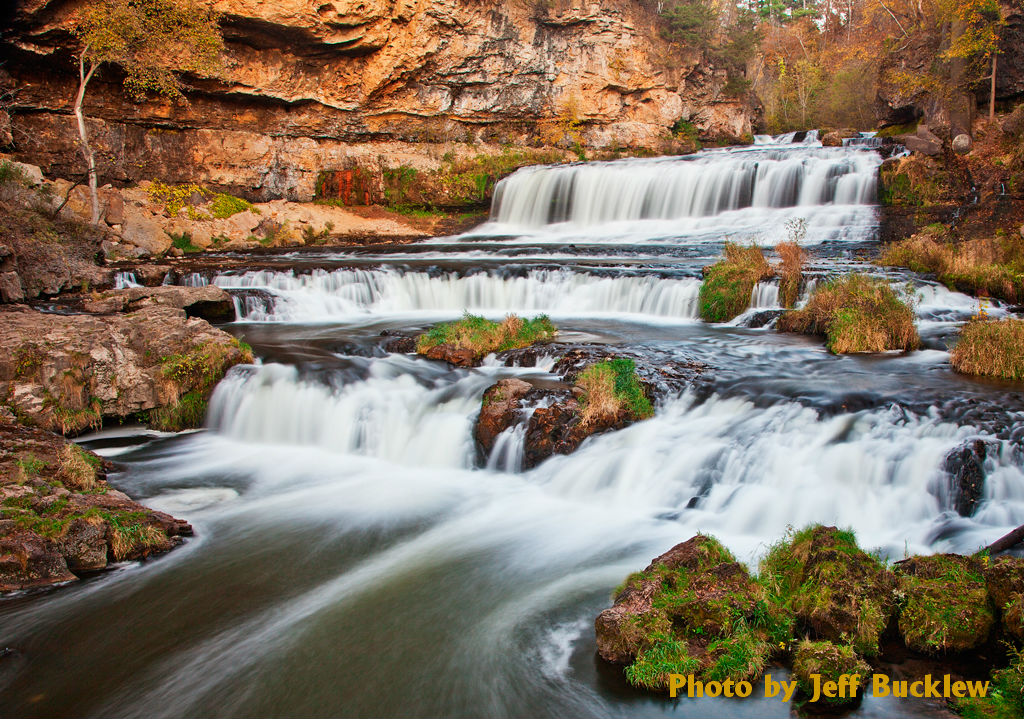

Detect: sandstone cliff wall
1,0,756,200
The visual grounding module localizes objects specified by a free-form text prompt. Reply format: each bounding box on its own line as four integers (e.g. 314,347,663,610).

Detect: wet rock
475,378,533,457
523,395,632,470
760,526,896,655
943,439,993,517
792,640,870,710
0,303,251,434
903,134,942,157
0,422,192,592
380,331,416,354
595,535,776,689
82,285,236,324
983,556,1024,637
895,554,995,654
821,129,857,147
419,343,478,368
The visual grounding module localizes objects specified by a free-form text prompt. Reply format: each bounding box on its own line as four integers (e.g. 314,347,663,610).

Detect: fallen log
984,523,1024,555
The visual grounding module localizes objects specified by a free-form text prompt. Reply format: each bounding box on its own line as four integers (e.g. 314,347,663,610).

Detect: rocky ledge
0,420,192,592
1,290,252,434
596,525,1023,713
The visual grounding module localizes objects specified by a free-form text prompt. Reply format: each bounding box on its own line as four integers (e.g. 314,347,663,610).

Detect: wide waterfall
483,140,882,243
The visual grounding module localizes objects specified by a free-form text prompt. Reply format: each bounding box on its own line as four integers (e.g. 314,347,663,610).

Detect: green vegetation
777,273,919,353
576,359,654,426
209,192,253,219
169,232,201,253
55,443,100,491
956,645,1024,719
612,535,778,691
13,344,46,380
89,508,166,560
0,160,32,188
416,314,556,361
878,156,957,208
896,554,995,654
791,640,870,708
301,222,334,245
1,495,72,539
699,243,773,322
879,230,1024,304
759,525,894,656
149,339,253,431
951,319,1024,381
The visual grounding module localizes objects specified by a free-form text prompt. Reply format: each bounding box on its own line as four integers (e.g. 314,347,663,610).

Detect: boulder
475,378,533,456
792,641,870,710
896,554,995,654
903,134,942,156
0,422,193,592
83,285,236,324
759,525,896,655
0,272,23,303
943,439,992,517
120,207,171,256
952,133,973,155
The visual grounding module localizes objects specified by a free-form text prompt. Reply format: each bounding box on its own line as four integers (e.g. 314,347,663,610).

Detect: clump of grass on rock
951,319,1024,381
576,358,653,426
777,273,919,353
416,313,555,366
699,243,773,322
792,640,870,710
759,525,896,656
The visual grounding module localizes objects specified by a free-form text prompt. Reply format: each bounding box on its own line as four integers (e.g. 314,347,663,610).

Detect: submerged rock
943,439,994,517
0,421,191,592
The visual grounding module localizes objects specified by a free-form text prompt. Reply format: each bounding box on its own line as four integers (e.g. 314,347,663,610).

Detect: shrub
416,313,556,360
956,645,1024,719
777,273,919,353
879,232,1024,304
169,232,200,253
209,192,254,219
951,319,1024,381
576,358,654,426
699,243,773,322
776,240,806,308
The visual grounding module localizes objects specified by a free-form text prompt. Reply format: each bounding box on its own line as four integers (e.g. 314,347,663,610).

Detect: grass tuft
777,273,919,353
699,243,773,322
951,319,1024,381
416,313,555,360
576,358,654,426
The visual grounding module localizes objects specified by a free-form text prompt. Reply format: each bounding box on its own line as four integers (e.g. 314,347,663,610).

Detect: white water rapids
2,133,1020,718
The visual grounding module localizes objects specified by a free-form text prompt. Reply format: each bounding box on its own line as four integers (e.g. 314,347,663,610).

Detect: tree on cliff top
72,0,223,224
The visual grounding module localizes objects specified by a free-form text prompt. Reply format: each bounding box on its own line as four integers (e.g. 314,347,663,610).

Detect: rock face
0,300,252,434
0,420,192,592
2,0,755,201
475,378,533,456
82,285,236,324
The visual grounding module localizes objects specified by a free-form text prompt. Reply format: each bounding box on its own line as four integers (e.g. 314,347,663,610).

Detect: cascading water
479,139,881,244
3,133,1021,718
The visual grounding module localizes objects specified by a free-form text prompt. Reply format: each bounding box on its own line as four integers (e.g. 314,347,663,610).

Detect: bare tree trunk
74,49,100,225
985,522,1024,555
990,52,997,121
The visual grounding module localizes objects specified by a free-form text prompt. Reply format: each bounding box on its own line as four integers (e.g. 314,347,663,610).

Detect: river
1,134,1021,717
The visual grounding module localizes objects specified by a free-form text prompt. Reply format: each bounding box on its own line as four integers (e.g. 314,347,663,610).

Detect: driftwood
985,523,1024,555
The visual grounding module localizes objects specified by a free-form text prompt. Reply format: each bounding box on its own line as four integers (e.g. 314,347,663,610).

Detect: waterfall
486,143,880,232
213,268,703,322
114,271,141,289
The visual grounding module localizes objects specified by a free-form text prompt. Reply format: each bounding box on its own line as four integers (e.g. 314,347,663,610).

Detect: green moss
876,120,919,138
792,640,870,708
897,554,995,654
1,496,71,539
956,646,1024,719
759,525,895,656
148,390,208,432
150,340,252,431
699,243,772,322
15,453,47,479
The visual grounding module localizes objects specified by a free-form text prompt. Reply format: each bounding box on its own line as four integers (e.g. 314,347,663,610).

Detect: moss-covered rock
984,556,1024,640
791,640,870,710
760,525,896,656
896,554,995,654
954,645,1024,719
596,535,786,691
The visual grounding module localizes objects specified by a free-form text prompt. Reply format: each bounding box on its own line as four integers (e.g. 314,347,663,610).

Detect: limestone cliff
1,0,755,201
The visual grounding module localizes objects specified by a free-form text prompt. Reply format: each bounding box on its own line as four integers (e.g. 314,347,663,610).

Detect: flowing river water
3,135,1024,717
